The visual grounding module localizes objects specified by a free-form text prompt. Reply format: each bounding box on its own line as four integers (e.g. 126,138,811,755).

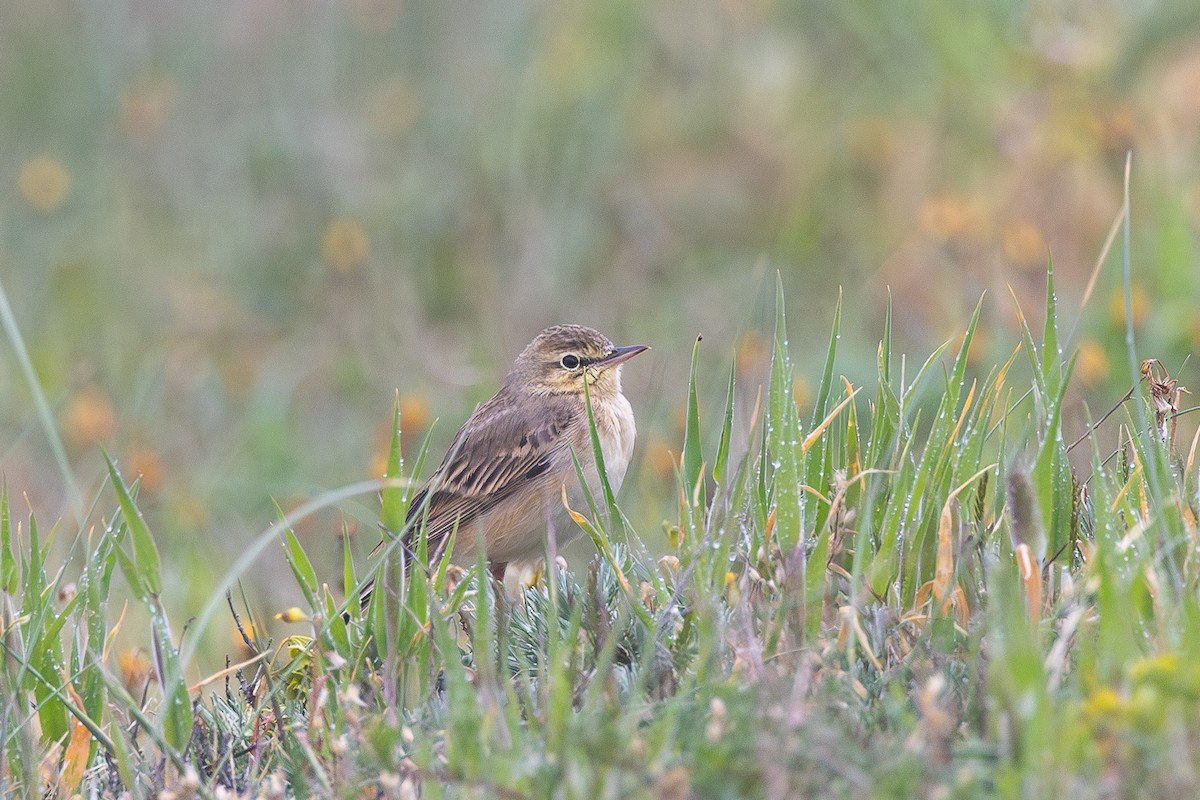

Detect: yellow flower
322,218,369,274
1002,221,1048,271
19,156,70,214
1081,686,1126,721
1075,339,1110,388
1129,652,1178,684
918,193,988,242
63,385,115,448
1108,285,1148,329
792,376,812,410
275,607,310,623
127,446,166,493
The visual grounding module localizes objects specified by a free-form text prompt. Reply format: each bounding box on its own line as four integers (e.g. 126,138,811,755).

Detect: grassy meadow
7,263,1200,798
5,1,1200,797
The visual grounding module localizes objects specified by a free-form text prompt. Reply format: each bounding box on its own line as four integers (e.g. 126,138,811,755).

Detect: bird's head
509,324,648,398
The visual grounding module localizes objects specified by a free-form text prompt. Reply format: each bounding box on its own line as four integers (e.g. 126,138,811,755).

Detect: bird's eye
560,354,580,370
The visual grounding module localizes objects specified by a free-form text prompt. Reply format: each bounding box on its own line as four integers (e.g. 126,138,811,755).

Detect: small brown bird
394,325,647,582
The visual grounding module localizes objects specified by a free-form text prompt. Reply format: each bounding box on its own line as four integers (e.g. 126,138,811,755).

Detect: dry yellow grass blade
947,380,977,445
58,685,92,795
561,485,632,594
802,386,861,452
189,651,270,694
101,600,129,663
932,504,956,609
837,605,883,673
1015,543,1042,630
933,466,995,610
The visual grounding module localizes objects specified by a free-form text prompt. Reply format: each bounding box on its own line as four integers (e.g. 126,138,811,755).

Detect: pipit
385,324,648,583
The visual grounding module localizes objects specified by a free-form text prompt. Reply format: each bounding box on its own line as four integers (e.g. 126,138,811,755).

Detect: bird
382,324,648,585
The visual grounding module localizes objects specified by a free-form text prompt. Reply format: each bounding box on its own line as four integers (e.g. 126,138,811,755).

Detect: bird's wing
403,393,577,553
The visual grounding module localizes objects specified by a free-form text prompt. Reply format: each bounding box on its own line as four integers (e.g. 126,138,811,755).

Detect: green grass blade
0,277,84,519
681,335,705,502
1041,256,1061,398
581,377,631,539
0,483,14,595
149,608,193,753
804,289,843,537
769,272,803,552
107,711,144,800
809,287,842,428
713,358,736,488
280,516,320,608
103,451,162,599
380,392,406,535
19,514,71,744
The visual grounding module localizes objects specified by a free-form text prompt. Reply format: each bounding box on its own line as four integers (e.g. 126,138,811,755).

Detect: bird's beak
595,344,649,368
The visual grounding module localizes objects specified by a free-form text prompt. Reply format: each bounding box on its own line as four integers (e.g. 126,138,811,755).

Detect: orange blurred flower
1076,339,1110,388
119,649,154,695
63,385,115,448
126,446,166,492
793,376,812,410
322,218,370,274
19,156,70,214
370,450,389,480
1108,285,1148,329
399,394,431,433
644,435,678,481
1002,221,1048,270
964,324,990,365
735,330,771,377
918,193,988,242
372,394,433,475
120,77,174,142
173,493,209,530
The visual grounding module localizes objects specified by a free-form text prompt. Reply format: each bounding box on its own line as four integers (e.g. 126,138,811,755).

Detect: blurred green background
3,1,1200,634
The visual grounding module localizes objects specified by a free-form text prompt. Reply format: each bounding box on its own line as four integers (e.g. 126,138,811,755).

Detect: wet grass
6,241,1200,797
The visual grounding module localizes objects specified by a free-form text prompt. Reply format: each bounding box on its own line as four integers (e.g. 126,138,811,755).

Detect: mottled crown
506,325,621,394
517,325,613,365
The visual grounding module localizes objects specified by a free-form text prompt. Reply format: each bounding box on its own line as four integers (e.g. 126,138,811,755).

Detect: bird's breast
593,392,636,491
